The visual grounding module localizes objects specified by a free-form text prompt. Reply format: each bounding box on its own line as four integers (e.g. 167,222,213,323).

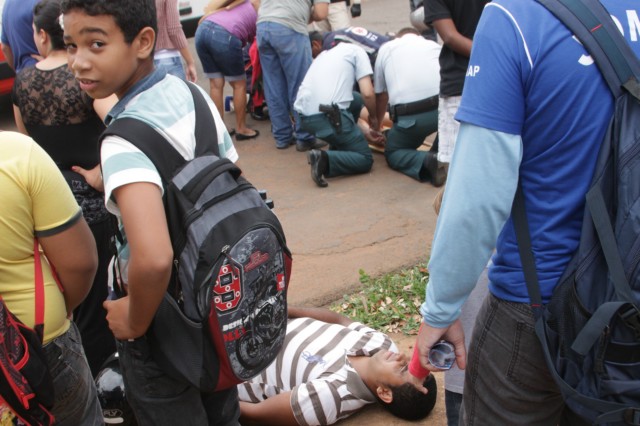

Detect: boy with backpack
61,0,241,423
410,0,640,424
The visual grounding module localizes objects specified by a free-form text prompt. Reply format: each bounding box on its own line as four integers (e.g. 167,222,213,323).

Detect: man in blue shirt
410,0,640,423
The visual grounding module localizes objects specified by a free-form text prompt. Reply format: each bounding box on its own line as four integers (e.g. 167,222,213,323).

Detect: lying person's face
369,349,410,387
371,350,438,421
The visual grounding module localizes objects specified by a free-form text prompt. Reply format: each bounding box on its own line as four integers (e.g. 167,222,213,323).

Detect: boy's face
62,10,154,100
369,350,410,387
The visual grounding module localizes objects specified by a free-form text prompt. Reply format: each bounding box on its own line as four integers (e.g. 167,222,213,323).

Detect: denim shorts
195,20,245,81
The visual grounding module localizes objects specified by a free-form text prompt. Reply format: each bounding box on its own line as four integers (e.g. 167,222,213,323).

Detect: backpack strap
536,0,640,99
511,184,543,320
33,239,45,342
189,82,220,158
100,82,220,184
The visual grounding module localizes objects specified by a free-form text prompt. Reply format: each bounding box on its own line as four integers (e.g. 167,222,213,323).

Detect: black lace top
12,64,110,225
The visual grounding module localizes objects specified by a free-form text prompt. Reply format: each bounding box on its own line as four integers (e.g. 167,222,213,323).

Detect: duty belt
389,95,439,122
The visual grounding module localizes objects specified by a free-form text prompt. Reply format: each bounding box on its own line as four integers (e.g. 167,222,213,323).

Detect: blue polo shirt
422,0,640,326
459,0,640,303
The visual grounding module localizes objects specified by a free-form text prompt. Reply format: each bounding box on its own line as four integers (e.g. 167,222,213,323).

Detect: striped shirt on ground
237,317,397,425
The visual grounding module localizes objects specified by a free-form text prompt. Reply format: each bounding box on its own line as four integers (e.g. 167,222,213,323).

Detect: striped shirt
101,69,237,287
237,317,396,425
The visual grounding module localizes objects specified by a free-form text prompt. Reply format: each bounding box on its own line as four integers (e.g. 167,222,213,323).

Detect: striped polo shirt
237,317,397,425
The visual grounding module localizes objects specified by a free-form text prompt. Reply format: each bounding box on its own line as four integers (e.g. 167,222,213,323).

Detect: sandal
235,130,260,141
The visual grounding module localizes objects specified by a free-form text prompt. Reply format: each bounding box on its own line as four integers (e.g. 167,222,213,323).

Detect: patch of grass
330,264,429,335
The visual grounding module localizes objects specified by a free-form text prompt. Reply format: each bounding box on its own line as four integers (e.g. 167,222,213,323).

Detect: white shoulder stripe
486,3,534,69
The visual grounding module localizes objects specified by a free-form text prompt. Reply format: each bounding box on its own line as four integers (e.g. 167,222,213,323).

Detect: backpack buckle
623,407,640,425
620,307,640,339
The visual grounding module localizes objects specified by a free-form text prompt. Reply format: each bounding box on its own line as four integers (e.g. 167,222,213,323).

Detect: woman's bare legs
208,77,225,119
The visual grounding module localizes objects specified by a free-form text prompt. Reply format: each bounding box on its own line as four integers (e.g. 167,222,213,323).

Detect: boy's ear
376,385,393,404
134,26,156,60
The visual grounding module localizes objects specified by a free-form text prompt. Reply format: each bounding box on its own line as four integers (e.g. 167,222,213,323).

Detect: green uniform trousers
385,109,438,181
299,94,373,178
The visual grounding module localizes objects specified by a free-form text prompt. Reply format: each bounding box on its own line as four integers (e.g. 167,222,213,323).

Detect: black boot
307,149,328,187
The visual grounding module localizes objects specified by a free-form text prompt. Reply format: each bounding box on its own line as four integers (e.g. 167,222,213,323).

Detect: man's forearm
238,392,298,426
126,261,172,335
375,92,388,129
421,123,522,327
311,3,329,22
361,92,378,129
112,182,174,335
432,19,473,57
288,306,353,326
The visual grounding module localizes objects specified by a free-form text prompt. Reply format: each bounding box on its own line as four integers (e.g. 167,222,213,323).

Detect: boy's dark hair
34,0,65,51
60,0,157,44
378,373,438,421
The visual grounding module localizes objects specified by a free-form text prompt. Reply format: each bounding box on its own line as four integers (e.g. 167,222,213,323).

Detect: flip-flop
235,130,260,141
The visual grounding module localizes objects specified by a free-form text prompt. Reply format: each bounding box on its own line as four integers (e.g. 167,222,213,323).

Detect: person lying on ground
237,306,437,425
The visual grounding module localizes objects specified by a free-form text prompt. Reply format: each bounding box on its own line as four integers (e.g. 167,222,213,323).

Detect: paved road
218,0,440,308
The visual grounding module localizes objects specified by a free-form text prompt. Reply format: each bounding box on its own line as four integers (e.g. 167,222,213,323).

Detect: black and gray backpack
101,83,291,391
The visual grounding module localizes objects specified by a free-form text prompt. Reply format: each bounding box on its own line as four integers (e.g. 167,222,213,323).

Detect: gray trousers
461,294,590,425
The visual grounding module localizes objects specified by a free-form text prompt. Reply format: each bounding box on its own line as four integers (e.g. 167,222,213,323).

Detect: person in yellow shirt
0,131,102,425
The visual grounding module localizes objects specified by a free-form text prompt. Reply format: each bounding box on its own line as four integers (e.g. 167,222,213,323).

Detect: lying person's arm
239,392,298,426
287,306,353,326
